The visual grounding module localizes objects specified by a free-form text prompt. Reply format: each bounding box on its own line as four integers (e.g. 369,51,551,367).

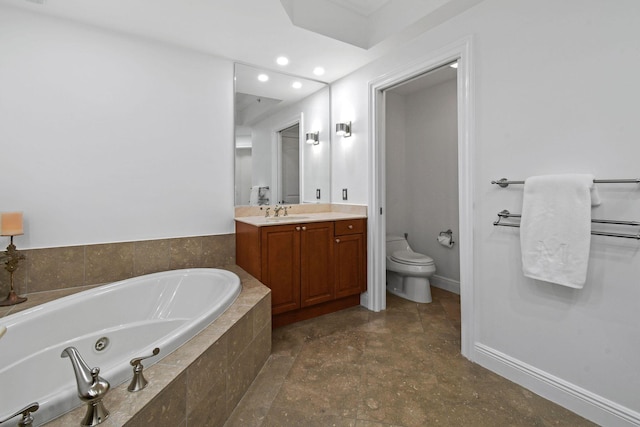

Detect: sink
265,215,309,222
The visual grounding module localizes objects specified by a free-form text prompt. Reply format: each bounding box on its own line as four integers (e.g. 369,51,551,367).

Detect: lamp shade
0,212,24,236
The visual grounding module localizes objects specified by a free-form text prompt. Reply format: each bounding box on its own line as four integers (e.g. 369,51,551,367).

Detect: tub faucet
0,402,39,426
61,347,110,427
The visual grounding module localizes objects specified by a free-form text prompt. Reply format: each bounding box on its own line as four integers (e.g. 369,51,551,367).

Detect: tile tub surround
0,234,235,306
22,264,271,427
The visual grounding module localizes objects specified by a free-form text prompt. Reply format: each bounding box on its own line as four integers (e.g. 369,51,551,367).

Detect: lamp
335,121,351,137
305,131,319,145
0,212,27,306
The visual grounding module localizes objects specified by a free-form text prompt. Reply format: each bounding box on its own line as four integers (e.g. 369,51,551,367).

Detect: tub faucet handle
0,402,39,426
128,347,160,392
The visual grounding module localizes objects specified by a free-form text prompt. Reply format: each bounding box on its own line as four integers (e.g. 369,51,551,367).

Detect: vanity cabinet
334,219,367,299
235,217,367,327
261,221,334,314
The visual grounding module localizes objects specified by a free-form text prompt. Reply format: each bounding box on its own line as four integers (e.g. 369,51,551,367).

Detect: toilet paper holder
438,229,454,246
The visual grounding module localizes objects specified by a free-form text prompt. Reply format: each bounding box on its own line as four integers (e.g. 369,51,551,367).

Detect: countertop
235,211,367,227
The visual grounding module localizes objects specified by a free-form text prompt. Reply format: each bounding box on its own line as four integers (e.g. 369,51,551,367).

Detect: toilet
386,235,436,303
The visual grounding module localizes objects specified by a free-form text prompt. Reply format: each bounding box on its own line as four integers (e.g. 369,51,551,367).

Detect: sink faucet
61,347,110,426
274,205,283,217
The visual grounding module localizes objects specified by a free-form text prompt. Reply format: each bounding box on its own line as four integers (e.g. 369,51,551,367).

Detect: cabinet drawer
335,219,366,236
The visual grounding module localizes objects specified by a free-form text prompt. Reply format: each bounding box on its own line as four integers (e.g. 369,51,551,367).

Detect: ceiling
0,0,483,83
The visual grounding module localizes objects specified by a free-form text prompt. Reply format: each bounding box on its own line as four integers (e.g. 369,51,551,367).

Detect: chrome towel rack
493,210,640,240
491,178,640,188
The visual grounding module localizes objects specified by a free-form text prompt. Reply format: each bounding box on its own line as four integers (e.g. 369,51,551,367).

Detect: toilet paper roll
437,234,454,248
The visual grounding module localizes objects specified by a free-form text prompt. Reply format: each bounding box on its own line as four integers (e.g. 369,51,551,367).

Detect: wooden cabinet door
334,233,366,298
300,221,335,307
261,224,300,315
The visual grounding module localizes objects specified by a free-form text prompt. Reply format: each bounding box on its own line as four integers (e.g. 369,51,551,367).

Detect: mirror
234,63,330,206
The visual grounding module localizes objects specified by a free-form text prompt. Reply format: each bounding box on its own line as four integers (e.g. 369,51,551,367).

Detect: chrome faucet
61,347,110,427
273,205,283,217
0,402,39,426
128,347,160,392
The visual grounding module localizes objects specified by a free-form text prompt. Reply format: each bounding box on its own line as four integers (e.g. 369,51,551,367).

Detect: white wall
331,0,640,424
0,6,235,249
387,78,460,282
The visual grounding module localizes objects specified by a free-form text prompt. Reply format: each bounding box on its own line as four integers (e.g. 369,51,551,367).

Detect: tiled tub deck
1,265,270,427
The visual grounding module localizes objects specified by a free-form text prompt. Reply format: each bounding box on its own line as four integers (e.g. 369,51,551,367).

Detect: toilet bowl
386,235,436,303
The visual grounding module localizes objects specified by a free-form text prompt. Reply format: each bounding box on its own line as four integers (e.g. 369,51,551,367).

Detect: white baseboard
431,274,460,294
474,343,640,427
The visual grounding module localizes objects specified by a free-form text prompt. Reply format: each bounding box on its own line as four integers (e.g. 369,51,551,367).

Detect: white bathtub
0,268,241,426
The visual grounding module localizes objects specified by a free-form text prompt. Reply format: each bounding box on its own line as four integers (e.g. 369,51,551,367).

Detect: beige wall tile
252,294,272,335
187,376,227,427
226,344,255,413
125,373,187,427
134,239,170,276
169,237,202,269
227,310,253,363
26,246,85,293
201,234,235,267
186,338,227,410
252,323,272,375
86,242,134,285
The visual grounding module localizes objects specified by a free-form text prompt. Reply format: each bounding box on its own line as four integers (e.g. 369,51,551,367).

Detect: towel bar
493,210,640,240
491,178,640,188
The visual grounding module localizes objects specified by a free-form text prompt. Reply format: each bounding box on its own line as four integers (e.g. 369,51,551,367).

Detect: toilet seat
390,250,434,266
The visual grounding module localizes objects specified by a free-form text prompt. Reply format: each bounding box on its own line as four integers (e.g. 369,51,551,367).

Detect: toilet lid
391,250,434,266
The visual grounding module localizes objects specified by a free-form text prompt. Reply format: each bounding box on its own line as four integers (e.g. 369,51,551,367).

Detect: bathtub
0,268,241,426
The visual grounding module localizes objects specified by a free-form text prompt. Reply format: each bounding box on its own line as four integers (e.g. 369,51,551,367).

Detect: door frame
366,36,476,360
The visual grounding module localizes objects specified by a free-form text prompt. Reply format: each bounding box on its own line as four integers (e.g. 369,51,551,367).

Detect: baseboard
474,343,640,427
431,275,460,294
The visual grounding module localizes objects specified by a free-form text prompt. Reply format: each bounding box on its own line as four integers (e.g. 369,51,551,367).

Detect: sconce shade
0,212,23,236
336,121,352,137
305,131,320,145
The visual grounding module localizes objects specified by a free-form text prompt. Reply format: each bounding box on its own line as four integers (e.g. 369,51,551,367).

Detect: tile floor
225,288,596,426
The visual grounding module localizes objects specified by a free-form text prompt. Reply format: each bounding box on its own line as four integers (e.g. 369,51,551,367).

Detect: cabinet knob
335,238,340,243
302,226,307,231
296,227,301,231
348,224,353,229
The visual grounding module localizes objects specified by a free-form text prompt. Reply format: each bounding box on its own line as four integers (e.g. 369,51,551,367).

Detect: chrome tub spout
60,347,110,426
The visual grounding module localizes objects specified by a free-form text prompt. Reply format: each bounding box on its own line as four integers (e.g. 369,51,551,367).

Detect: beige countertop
235,211,367,227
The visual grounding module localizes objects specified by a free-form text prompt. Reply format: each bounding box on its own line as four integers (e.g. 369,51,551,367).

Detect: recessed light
276,56,289,66
292,81,302,89
313,67,325,76
257,74,269,82
449,62,458,69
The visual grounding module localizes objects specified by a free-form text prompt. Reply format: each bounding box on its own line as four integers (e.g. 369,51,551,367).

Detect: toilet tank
386,235,410,255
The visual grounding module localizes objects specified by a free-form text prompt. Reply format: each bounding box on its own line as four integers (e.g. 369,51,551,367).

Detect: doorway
367,38,475,360
278,123,300,204
385,63,460,297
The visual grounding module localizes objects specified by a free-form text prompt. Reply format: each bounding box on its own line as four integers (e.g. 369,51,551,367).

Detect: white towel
249,186,260,205
520,174,596,288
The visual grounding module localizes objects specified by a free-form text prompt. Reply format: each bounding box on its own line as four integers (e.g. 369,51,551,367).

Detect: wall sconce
335,121,352,137
305,131,319,145
0,212,27,306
